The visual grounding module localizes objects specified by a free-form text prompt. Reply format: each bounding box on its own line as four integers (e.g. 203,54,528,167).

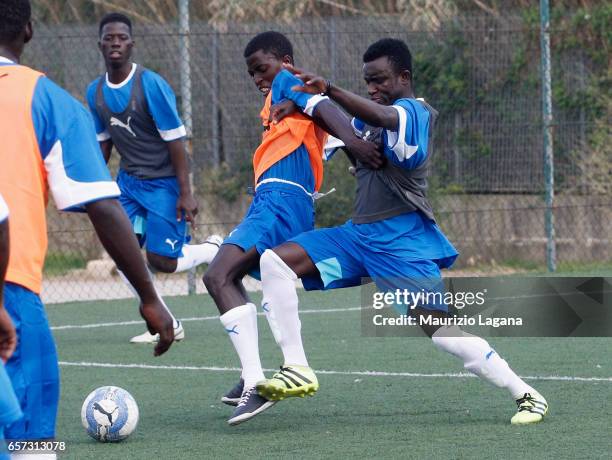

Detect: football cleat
227,387,276,426
510,391,548,425
129,320,185,344
221,378,244,406
256,365,319,401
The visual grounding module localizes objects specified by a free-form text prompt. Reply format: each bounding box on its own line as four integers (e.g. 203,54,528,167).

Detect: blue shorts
0,363,22,457
117,170,188,259
4,283,59,440
224,185,315,279
291,212,459,313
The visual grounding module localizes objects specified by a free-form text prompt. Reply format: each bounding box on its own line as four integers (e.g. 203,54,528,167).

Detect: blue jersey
30,77,119,210
258,70,328,195
352,97,430,170
86,64,186,142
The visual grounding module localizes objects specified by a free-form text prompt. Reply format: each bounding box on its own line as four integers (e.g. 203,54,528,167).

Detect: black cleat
221,378,244,407
227,387,276,426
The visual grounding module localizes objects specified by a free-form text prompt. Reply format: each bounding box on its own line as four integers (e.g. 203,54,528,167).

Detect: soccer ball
81,386,139,442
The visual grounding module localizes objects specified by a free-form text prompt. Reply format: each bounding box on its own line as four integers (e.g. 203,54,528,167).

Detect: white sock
117,268,180,329
260,250,308,367
220,303,265,388
174,242,219,273
431,326,535,399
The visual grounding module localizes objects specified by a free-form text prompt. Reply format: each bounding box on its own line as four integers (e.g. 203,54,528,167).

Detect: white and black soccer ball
81,386,139,442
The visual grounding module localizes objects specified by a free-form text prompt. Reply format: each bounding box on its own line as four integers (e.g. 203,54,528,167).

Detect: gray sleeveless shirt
95,66,175,179
352,100,437,224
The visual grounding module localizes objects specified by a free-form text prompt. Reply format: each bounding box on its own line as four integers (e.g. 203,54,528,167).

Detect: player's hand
0,308,17,363
139,299,174,356
345,137,386,170
268,100,299,124
176,193,198,225
283,63,328,95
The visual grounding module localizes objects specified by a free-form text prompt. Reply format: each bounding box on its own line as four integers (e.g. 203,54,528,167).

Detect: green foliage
559,4,611,65
457,129,492,160
413,31,470,113
199,161,253,203
199,4,609,226
44,252,88,276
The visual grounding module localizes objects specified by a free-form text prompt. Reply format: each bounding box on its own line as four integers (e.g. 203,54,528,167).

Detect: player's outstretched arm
85,198,174,356
167,139,198,224
311,101,385,170
0,215,17,363
283,63,398,130
267,88,384,169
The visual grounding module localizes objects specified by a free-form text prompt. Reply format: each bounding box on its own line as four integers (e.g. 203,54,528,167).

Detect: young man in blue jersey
87,13,222,344
202,31,384,425
0,1,175,453
0,195,22,460
254,39,548,426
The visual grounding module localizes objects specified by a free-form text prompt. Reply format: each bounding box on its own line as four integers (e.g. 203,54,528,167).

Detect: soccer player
0,0,175,448
202,31,383,425
87,13,222,344
0,195,22,460
255,39,548,425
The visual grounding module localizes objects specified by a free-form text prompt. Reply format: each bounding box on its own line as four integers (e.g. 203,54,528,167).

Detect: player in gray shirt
87,13,222,343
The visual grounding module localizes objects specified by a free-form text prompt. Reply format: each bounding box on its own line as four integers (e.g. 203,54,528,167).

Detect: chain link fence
23,5,610,303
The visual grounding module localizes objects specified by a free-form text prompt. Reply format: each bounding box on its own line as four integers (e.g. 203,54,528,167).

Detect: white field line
57,361,612,383
53,306,612,383
50,306,362,331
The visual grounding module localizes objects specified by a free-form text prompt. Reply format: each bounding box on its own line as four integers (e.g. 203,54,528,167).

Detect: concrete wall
46,193,610,270
435,194,611,267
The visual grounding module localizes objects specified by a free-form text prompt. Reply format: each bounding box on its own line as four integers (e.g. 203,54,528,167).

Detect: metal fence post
329,15,337,81
540,0,556,272
211,30,220,167
179,0,197,294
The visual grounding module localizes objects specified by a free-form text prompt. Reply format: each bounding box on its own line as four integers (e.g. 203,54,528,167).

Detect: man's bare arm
85,198,174,356
167,139,198,224
99,140,113,163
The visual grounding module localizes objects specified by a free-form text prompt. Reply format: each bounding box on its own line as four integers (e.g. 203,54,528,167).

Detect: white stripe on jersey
386,105,418,162
303,94,329,117
322,135,345,161
44,140,120,211
158,125,187,141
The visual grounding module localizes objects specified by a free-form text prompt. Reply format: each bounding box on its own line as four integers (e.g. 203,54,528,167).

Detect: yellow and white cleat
256,365,319,401
511,391,548,425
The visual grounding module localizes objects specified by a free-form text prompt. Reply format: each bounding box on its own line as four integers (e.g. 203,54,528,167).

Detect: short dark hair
99,13,132,37
243,31,293,61
0,0,31,43
363,38,412,77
